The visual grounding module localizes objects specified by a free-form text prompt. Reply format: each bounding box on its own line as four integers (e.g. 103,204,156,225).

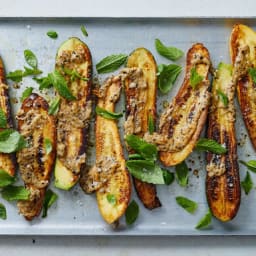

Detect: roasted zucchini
16,93,56,220
0,57,16,177
230,24,256,149
54,37,92,190
80,76,131,224
144,43,211,166
206,63,240,221
123,48,161,209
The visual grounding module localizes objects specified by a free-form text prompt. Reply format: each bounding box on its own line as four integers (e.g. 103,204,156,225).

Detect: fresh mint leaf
190,66,203,89
24,49,38,69
47,30,58,39
0,109,7,128
162,169,175,185
248,67,256,84
6,70,23,82
42,189,58,218
23,66,42,76
106,194,116,205
0,203,6,220
125,200,139,225
241,171,253,195
81,25,88,37
0,170,16,187
175,161,189,187
96,54,127,74
217,89,228,107
195,210,212,229
176,196,198,214
20,87,33,102
157,64,182,94
33,76,52,91
155,38,184,61
44,138,52,155
240,160,256,173
62,67,88,82
128,154,143,160
195,138,227,154
2,185,30,201
148,114,154,134
95,106,123,120
48,97,60,115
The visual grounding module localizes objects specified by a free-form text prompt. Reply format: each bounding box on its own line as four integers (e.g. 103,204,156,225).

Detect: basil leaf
162,169,175,185
0,129,27,153
195,138,227,154
217,89,228,107
106,194,116,205
33,76,52,91
0,170,16,187
240,160,256,173
44,138,52,155
148,114,154,134
176,196,198,214
47,30,58,39
2,185,30,201
6,70,23,82
0,203,6,220
48,70,76,101
175,161,189,187
248,67,256,84
81,25,88,37
155,39,184,61
128,154,143,160
125,134,157,161
95,106,123,120
125,200,139,225
96,54,127,74
195,210,212,229
20,87,33,102
24,49,38,69
0,109,7,128
42,189,58,218
157,64,182,94
190,67,204,89
241,171,253,195
23,66,42,76
48,97,60,115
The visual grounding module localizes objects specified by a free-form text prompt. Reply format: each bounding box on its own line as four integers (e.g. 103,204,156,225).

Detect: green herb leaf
48,70,76,100
81,25,88,37
125,134,157,161
48,97,60,115
217,89,229,107
20,87,33,102
0,203,6,220
176,196,198,214
96,54,127,74
0,170,16,187
190,66,204,89
95,106,123,120
0,129,27,153
24,49,38,69
42,189,58,218
195,138,227,154
155,38,184,61
106,194,116,205
241,171,254,195
157,64,182,94
2,185,30,201
162,169,175,185
128,154,143,160
23,66,42,76
125,200,139,225
44,138,52,155
6,70,23,82
62,67,88,82
47,30,58,39
175,161,189,187
195,210,212,229
33,76,52,91
148,114,155,134
240,160,256,173
248,67,256,84
0,109,7,128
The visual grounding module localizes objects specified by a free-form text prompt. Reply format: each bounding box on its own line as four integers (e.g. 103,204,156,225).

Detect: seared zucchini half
17,93,56,220
0,57,16,177
144,43,211,166
54,37,92,190
124,48,161,209
230,24,256,149
206,63,240,221
80,76,131,224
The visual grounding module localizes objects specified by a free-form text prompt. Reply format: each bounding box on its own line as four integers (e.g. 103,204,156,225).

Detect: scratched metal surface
0,18,255,235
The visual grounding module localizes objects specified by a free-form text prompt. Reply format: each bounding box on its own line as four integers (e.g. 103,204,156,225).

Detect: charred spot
37,135,44,173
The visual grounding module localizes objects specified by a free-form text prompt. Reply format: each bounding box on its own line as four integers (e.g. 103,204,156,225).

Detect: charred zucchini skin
206,63,240,222
0,57,16,176
230,24,256,150
125,48,161,210
17,93,56,220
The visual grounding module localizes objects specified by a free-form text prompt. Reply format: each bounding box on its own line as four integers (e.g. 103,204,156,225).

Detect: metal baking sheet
0,18,256,235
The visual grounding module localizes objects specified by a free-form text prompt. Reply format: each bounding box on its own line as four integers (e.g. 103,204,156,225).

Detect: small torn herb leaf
33,76,52,91
248,67,256,84
24,49,38,69
106,194,116,205
240,160,256,173
195,138,227,154
190,66,203,89
81,25,88,37
148,114,155,134
176,196,198,214
0,109,7,128
175,161,189,187
95,106,123,120
6,70,23,82
62,67,88,82
195,210,212,230
162,169,175,185
20,87,33,102
0,203,6,220
241,171,253,195
125,200,139,225
44,138,52,155
217,89,228,107
0,170,16,187
2,185,30,201
48,97,60,115
42,189,58,218
47,30,58,39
